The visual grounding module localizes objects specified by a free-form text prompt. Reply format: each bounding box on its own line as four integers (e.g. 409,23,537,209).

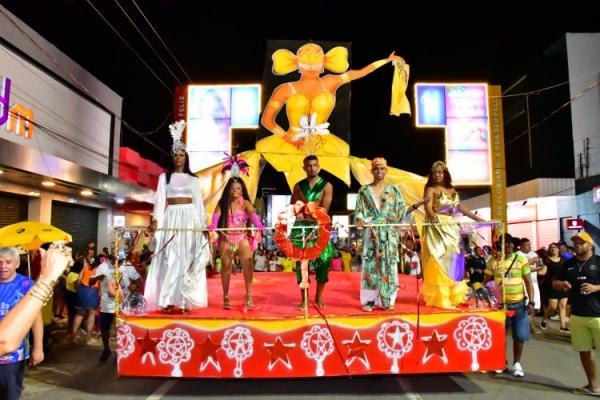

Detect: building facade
463,33,600,247
0,5,153,252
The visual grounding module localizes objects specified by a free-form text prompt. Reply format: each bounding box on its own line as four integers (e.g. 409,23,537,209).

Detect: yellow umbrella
0,221,72,250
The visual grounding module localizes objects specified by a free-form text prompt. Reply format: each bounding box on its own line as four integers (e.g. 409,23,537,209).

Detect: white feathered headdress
169,120,186,154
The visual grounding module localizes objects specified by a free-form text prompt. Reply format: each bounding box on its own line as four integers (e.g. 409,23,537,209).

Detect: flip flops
573,386,600,396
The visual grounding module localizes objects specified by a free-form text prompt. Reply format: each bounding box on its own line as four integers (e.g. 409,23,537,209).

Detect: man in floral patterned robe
354,157,406,311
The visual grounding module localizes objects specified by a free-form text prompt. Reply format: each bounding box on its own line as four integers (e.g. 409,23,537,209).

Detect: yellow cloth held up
390,62,411,116
194,153,426,231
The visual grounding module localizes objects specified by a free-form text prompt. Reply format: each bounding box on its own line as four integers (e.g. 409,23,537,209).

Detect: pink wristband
250,213,265,231
209,213,220,231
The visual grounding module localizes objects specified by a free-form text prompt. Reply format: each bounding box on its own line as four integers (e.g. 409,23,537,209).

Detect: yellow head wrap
371,157,387,168
272,44,349,75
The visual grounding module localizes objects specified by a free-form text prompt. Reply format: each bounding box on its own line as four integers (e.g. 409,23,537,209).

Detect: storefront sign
0,76,33,139
565,218,585,230
1,43,112,174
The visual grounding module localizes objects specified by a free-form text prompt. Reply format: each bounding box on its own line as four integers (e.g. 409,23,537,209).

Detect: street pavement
21,317,596,399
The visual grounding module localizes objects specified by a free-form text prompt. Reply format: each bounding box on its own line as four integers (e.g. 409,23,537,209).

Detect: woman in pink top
210,177,264,310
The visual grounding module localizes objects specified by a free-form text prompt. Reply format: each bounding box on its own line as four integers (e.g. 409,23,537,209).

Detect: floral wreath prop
275,201,331,289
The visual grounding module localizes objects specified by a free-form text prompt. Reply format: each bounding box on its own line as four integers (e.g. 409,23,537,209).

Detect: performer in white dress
144,121,210,312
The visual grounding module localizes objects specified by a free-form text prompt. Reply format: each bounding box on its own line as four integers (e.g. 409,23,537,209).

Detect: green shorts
570,315,600,352
291,221,334,285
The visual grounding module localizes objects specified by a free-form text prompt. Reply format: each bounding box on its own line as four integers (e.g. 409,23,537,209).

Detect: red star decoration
422,330,448,363
265,337,293,366
136,330,159,356
198,336,221,363
344,331,370,364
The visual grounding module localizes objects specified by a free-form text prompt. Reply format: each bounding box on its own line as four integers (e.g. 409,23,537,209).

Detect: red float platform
116,272,505,378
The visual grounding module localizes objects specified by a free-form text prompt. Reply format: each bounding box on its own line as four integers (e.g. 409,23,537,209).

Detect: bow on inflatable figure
274,201,331,289
291,112,330,142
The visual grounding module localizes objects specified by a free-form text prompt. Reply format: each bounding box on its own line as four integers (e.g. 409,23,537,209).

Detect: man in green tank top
291,155,334,309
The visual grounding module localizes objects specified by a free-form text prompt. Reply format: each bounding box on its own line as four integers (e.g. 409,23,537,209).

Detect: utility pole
585,137,590,178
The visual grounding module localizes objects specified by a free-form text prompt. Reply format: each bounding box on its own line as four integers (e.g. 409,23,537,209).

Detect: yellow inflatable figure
258,43,407,189
197,43,417,228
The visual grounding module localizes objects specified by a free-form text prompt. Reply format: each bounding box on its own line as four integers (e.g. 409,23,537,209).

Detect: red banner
173,85,187,142
117,311,505,378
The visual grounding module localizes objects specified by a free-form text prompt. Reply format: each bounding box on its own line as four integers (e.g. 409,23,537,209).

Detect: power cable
0,6,171,157
130,0,193,83
84,0,173,95
506,80,600,146
112,0,183,86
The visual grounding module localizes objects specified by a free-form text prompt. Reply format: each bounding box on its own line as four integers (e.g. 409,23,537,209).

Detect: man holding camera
0,247,44,400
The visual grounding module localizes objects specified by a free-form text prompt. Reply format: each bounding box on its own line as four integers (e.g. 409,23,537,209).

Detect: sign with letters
0,76,34,139
0,42,112,174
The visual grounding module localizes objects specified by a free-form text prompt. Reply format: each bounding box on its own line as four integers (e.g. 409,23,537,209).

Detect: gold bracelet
36,279,56,291
340,72,350,83
29,291,49,304
29,281,54,305
371,59,388,69
30,284,52,299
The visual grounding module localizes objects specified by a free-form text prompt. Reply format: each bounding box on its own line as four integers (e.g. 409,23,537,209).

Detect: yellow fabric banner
390,63,411,116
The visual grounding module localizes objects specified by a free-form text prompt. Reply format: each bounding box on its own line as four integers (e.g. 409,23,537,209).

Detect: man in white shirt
119,261,142,299
90,260,118,362
408,251,421,276
517,238,547,332
254,250,267,272
268,255,277,272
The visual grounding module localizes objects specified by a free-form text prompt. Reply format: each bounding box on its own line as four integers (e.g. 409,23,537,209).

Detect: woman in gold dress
421,161,484,308
259,43,404,188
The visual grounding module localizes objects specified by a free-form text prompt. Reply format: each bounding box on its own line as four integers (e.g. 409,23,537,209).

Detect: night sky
3,1,599,204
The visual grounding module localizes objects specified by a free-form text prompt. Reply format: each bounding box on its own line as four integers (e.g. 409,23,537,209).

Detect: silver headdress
169,120,186,155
